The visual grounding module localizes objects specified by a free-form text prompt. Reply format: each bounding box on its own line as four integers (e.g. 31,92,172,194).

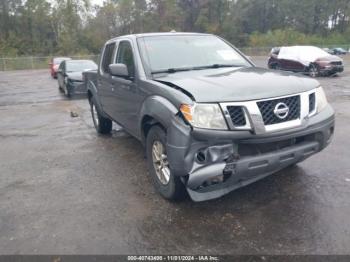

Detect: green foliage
0,0,350,57
249,29,350,47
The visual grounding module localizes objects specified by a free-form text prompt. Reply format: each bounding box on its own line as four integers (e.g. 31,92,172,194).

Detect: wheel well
141,115,164,144
87,90,92,103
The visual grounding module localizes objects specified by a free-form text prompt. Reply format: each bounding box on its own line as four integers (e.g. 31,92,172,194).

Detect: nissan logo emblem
274,102,289,119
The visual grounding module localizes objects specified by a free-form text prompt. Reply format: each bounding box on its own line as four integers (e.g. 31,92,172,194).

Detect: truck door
109,40,141,136
98,42,116,116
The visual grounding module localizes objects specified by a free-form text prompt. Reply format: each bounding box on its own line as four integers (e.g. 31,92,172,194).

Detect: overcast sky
90,0,104,6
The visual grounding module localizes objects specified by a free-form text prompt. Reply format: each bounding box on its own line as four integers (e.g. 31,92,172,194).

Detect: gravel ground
0,56,350,255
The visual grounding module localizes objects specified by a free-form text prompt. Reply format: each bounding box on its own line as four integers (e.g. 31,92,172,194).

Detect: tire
309,64,319,78
63,84,71,98
146,125,186,200
58,82,64,93
90,98,112,134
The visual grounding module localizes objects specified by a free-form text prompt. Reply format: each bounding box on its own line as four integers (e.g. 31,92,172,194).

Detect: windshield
66,60,97,72
137,35,251,73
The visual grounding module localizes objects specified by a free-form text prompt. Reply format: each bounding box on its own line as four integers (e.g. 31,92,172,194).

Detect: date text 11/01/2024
127,255,219,261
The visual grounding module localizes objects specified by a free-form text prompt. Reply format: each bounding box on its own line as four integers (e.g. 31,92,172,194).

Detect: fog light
196,151,206,163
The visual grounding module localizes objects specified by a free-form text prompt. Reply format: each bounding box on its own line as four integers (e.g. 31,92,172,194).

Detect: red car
49,57,71,78
268,46,344,77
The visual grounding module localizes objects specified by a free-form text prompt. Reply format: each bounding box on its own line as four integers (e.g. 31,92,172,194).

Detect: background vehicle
84,33,334,202
57,59,97,97
268,46,344,77
322,47,332,54
49,57,71,78
331,47,347,55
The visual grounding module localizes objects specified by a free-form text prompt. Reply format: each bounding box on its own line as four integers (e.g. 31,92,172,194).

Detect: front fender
139,95,179,129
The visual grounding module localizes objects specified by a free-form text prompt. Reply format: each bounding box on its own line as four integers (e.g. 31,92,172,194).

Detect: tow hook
223,153,240,177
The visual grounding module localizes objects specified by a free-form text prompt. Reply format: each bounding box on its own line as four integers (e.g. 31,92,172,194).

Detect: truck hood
154,67,319,102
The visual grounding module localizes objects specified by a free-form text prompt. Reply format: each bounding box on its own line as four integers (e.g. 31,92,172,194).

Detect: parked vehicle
322,48,332,54
84,33,335,202
49,57,71,78
268,46,344,77
57,59,97,97
331,47,347,55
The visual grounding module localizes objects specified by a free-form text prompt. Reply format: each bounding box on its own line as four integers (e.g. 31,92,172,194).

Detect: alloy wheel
91,103,99,126
309,65,318,77
152,140,170,185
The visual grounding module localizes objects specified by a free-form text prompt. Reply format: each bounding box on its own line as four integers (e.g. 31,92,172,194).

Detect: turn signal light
180,104,193,121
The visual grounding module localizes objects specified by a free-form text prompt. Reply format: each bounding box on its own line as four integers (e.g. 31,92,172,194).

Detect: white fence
1,45,349,71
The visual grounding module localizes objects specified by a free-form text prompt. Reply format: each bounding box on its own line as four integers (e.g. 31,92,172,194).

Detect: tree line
0,0,350,57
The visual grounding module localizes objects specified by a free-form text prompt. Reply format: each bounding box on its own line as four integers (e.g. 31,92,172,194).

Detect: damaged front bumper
166,105,335,202
319,65,344,75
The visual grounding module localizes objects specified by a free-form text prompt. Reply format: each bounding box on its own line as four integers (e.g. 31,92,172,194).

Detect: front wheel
146,125,186,200
90,98,112,134
63,83,71,97
309,64,319,78
58,81,64,93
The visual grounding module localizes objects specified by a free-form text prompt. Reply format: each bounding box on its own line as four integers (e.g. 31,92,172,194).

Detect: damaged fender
139,95,180,141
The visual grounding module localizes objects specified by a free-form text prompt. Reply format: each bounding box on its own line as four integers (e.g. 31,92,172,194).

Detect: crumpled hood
67,72,83,81
154,67,319,102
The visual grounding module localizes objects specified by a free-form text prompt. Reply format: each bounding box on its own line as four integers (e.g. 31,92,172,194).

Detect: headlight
180,103,228,130
315,86,328,112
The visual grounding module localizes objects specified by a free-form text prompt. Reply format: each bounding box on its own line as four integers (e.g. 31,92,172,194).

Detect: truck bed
83,69,98,89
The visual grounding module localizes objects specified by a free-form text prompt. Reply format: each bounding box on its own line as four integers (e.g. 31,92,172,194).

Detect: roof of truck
106,32,212,43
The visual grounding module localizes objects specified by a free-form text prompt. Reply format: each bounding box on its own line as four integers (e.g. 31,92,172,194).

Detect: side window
116,41,135,77
101,43,116,73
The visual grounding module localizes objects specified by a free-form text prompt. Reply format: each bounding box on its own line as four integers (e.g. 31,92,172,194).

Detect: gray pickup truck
83,32,335,202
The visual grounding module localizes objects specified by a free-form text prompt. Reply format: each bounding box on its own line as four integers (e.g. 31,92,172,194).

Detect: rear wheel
90,98,112,134
146,125,186,200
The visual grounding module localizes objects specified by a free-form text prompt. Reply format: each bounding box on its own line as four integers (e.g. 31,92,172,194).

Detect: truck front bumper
166,105,335,202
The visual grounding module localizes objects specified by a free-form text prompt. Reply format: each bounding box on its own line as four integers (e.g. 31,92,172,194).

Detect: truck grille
309,93,315,113
227,106,246,126
257,95,300,125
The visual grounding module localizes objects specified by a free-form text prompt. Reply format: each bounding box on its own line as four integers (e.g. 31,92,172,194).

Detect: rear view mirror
109,63,129,77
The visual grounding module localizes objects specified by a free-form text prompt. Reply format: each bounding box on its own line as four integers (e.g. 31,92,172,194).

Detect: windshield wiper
151,64,242,74
192,64,242,70
151,67,195,74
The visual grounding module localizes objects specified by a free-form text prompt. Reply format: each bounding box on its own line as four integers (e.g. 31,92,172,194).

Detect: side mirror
109,63,129,77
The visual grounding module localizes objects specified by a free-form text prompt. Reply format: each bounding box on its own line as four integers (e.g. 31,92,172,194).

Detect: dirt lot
0,57,350,255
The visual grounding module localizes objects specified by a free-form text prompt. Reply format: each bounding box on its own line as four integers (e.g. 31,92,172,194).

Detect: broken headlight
180,103,228,130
